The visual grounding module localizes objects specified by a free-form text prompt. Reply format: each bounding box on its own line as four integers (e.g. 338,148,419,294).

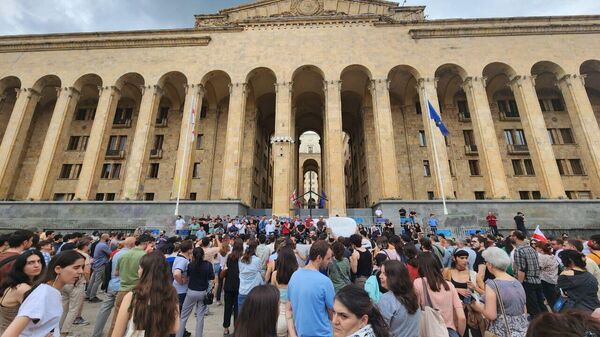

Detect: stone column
121,85,163,200
416,78,454,199
171,84,204,200
509,75,565,198
0,88,41,198
370,79,401,199
462,77,510,199
272,82,293,216
28,87,81,200
75,86,121,200
220,82,247,200
558,74,600,196
323,80,346,216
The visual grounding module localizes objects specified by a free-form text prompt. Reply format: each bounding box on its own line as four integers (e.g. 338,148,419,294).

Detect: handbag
418,279,449,337
553,296,567,312
484,280,511,337
203,282,214,305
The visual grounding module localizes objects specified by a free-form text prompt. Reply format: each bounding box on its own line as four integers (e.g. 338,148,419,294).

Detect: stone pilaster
462,77,510,199
121,84,163,200
220,82,247,200
370,79,401,199
0,88,41,199
28,87,81,200
558,74,600,196
509,75,565,198
323,80,346,216
172,84,204,200
75,86,121,200
272,82,294,216
416,78,454,199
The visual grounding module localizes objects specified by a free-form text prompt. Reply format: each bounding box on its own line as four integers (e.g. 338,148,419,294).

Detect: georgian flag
190,98,196,143
532,225,547,242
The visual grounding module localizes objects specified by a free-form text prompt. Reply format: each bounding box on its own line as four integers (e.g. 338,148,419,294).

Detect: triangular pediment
195,0,425,27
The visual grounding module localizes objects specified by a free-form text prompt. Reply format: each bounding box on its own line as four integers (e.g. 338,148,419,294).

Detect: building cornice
378,14,600,26
217,0,401,14
406,23,600,39
0,29,215,53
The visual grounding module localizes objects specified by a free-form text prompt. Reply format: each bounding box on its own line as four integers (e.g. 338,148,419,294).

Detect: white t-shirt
175,218,186,230
17,283,62,337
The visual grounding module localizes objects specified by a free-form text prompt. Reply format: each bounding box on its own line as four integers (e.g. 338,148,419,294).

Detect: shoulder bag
418,278,449,337
484,280,511,337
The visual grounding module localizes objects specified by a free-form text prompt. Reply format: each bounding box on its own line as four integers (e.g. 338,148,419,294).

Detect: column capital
274,81,293,93
462,76,487,90
229,82,247,94
369,78,390,91
558,74,586,87
56,86,81,99
184,83,205,96
15,87,41,100
416,77,438,90
508,75,537,89
323,80,342,93
139,84,163,97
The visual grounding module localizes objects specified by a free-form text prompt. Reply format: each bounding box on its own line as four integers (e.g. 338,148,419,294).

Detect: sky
1,0,599,36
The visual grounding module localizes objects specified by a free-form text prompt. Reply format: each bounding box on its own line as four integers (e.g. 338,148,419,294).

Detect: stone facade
1,0,600,218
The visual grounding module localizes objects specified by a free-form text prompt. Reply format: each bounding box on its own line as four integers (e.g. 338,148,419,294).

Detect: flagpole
175,95,196,216
424,91,449,215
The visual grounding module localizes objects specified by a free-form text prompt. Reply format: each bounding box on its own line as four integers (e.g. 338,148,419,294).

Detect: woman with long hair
223,238,244,336
377,260,420,337
111,251,179,337
413,252,466,337
233,284,282,337
0,250,45,333
271,246,298,337
535,241,558,307
403,244,419,282
237,239,263,311
332,285,390,337
215,240,230,305
176,247,215,337
556,249,600,313
2,250,84,337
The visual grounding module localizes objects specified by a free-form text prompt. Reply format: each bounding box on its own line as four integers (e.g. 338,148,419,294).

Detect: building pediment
195,0,424,27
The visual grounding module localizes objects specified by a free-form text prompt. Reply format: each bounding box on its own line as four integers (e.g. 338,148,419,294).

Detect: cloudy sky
1,0,599,36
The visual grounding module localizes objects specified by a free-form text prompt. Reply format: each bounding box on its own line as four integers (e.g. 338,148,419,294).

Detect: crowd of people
0,213,598,337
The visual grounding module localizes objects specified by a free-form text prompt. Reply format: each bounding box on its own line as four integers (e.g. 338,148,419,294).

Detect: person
535,241,558,307
87,233,111,303
60,239,92,334
222,239,243,336
2,250,85,337
350,234,373,288
511,230,547,318
525,310,600,337
375,208,383,218
176,247,215,337
0,230,34,282
427,213,439,234
375,236,401,261
256,234,271,279
173,240,193,313
271,246,298,337
331,285,390,337
403,244,420,282
316,216,327,234
413,252,466,337
377,260,420,337
111,251,179,337
471,236,493,289
443,249,484,337
0,250,45,333
176,215,186,232
556,249,600,313
514,212,526,236
237,239,263,311
486,212,498,236
215,240,230,305
471,247,529,337
288,240,335,337
108,234,154,336
588,234,600,266
328,241,352,293
563,239,600,300
233,284,282,337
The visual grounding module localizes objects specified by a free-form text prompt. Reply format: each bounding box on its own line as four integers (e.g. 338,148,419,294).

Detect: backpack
364,271,381,303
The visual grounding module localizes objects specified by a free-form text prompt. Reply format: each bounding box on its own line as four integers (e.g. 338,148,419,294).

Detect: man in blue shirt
427,213,439,234
87,233,111,302
288,240,335,337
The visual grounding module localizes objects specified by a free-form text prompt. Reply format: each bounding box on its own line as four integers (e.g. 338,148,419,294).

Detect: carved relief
292,0,323,16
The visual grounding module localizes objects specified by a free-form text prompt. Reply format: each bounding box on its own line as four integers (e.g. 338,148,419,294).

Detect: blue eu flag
428,101,449,136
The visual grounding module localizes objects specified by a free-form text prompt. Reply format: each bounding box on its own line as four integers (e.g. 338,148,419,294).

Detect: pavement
74,293,228,337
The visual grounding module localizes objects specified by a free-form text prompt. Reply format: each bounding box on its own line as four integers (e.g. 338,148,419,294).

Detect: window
504,129,527,145
193,162,201,178
59,164,72,179
200,105,208,119
551,99,564,111
67,136,80,151
196,134,204,150
113,107,133,125
539,98,565,112
95,193,104,201
415,101,422,115
463,130,475,146
512,159,535,176
107,135,127,152
468,160,480,176
101,163,121,179
423,160,431,177
457,100,470,118
532,191,541,199
569,159,585,175
560,128,575,144
53,193,74,201
427,191,434,200
105,193,116,201
144,193,154,201
448,160,455,177
498,99,519,117
556,159,568,175
189,192,197,200
519,191,530,200
74,109,87,121
474,191,485,200
156,107,168,124
153,135,164,151
524,159,535,175
547,129,558,145
418,130,426,147
512,160,524,176
307,145,314,153
80,136,89,151
71,164,81,179
148,163,159,178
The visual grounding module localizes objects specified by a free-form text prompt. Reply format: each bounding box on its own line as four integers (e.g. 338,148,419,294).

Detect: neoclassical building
1,0,600,218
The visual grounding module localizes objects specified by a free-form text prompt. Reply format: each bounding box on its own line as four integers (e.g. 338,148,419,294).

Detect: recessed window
427,191,434,200
101,163,121,179
148,163,159,179
418,130,426,147
474,191,485,200
144,193,155,201
189,192,197,200
468,160,480,176
423,160,431,177
196,134,204,150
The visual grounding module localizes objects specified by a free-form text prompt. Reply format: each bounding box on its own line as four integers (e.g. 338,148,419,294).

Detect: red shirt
486,214,497,226
407,264,419,282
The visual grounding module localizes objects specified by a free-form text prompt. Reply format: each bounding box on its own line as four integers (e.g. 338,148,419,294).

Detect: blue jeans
91,289,116,337
237,293,247,313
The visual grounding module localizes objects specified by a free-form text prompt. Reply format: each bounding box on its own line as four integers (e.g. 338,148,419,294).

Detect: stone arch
483,62,519,103
435,64,468,108
72,73,103,92
0,76,21,94
31,75,61,93
580,60,600,109
531,61,567,79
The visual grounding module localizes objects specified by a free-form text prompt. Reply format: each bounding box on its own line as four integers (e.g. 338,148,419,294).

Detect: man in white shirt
265,221,276,237
175,216,186,232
